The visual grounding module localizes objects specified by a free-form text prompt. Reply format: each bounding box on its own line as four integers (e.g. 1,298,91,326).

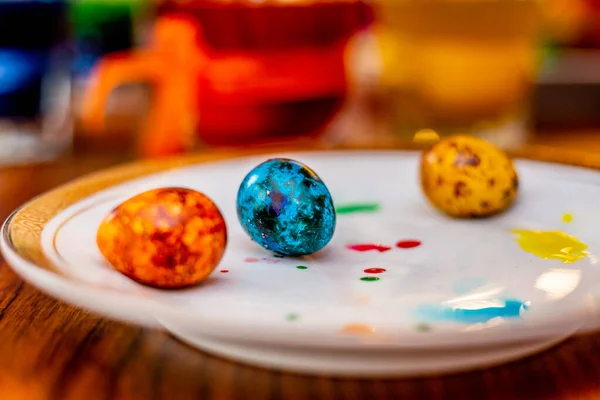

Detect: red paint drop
220,270,229,273
346,244,392,253
364,268,386,274
396,240,421,249
244,257,259,262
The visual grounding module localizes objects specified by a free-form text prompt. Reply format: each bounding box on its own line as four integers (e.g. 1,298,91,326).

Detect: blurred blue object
0,50,49,118
0,0,68,118
0,51,41,95
0,0,73,164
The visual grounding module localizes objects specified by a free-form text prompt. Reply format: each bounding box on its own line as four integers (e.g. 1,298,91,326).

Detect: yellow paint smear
511,229,588,264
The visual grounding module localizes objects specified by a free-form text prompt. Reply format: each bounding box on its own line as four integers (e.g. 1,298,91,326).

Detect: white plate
3,150,600,375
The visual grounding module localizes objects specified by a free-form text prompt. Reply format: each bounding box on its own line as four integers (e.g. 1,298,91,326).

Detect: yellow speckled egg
420,135,519,218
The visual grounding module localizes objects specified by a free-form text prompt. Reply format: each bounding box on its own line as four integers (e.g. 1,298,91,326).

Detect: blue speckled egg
236,158,336,256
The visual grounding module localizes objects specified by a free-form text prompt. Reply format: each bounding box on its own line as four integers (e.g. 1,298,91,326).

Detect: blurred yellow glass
373,0,542,149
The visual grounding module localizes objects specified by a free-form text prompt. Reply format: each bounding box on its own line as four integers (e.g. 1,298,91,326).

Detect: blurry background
0,0,599,163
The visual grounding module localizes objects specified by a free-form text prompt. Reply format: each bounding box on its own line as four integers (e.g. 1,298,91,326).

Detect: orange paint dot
356,295,372,304
340,324,375,335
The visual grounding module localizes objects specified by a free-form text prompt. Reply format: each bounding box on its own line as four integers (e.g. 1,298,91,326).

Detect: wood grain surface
2,140,600,400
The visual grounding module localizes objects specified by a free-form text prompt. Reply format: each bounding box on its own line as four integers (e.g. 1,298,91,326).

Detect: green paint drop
336,203,380,215
296,266,308,270
360,276,380,282
286,313,299,322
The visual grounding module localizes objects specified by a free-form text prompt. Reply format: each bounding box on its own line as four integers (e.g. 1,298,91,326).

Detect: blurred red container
81,0,371,157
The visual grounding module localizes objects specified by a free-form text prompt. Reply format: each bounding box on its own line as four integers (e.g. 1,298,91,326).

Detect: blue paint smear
417,298,528,324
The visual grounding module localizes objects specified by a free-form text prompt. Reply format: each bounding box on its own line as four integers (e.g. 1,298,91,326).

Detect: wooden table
2,138,600,400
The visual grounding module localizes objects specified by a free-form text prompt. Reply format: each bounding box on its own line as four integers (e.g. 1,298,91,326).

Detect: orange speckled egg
420,135,519,218
97,187,227,288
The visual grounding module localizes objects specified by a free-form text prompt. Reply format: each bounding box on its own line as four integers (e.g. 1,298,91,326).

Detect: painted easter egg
420,135,519,218
236,158,336,256
97,187,227,288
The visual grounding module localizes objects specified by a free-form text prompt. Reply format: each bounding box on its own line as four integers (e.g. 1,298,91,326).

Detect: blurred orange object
81,2,369,158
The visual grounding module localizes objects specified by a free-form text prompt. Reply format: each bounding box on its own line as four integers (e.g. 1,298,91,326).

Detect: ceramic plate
3,150,600,375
